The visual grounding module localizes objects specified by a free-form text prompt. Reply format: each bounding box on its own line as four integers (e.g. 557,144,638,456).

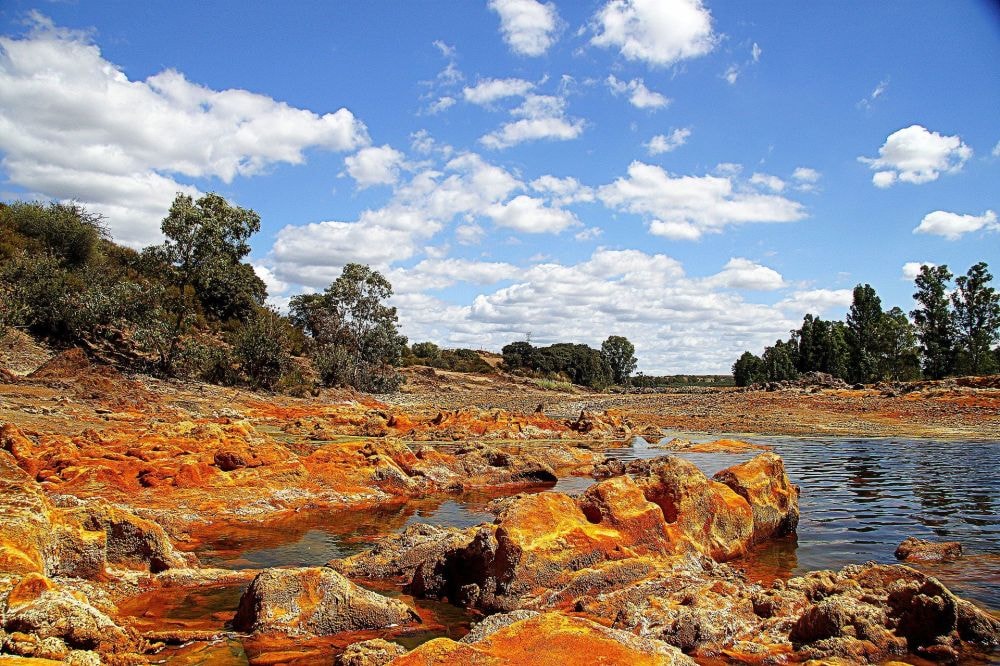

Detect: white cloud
993,140,1000,157
913,209,998,241
750,172,785,192
432,40,456,58
426,96,457,114
486,195,581,233
647,128,691,154
776,289,854,316
792,167,821,183
590,0,717,67
463,77,535,106
0,16,368,246
860,125,972,186
751,42,762,62
723,64,739,85
489,0,561,57
706,258,786,291
857,78,889,110
574,226,603,241
530,174,595,205
598,161,807,240
344,144,406,188
456,223,486,245
480,94,584,149
606,75,669,109
902,262,935,280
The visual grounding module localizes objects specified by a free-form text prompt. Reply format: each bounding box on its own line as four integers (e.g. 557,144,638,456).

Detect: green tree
877,307,921,381
846,284,883,383
144,193,261,373
762,340,798,381
732,351,765,386
911,265,955,379
501,340,535,371
0,201,106,268
411,341,441,360
231,307,292,390
290,263,407,393
951,262,1000,375
600,335,638,385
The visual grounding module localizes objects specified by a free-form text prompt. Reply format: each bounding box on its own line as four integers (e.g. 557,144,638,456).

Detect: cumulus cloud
463,77,535,106
706,258,786,291
574,226,603,241
993,140,1000,157
344,144,406,187
776,289,854,315
480,94,584,149
860,125,972,187
590,0,717,67
606,75,669,109
913,209,998,241
426,96,457,114
530,174,595,205
598,161,807,240
723,64,740,85
394,249,814,373
752,42,762,62
792,167,820,183
647,128,691,154
749,172,785,192
902,261,935,280
489,0,561,57
486,195,581,233
0,16,369,246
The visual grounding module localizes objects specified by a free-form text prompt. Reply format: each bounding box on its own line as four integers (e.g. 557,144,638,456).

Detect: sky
0,1,997,374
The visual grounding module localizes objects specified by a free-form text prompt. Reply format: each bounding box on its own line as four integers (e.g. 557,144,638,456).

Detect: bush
411,341,441,360
0,201,106,268
231,308,292,390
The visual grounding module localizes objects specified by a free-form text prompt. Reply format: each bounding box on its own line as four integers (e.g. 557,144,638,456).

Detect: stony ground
1,334,998,665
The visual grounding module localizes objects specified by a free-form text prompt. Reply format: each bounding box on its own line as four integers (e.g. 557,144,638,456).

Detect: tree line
732,263,1000,386
0,195,642,394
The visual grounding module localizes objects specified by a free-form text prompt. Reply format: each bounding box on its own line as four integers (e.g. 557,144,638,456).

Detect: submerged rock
335,638,406,666
894,536,962,562
232,567,420,635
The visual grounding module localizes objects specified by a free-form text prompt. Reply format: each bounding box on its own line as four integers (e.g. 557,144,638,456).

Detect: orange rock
635,456,754,561
392,611,695,665
713,452,800,544
7,573,55,609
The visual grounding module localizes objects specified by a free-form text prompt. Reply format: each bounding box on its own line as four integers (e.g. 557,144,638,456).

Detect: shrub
231,308,292,390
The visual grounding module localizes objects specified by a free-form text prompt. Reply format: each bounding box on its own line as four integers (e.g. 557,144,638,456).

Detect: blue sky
0,1,997,372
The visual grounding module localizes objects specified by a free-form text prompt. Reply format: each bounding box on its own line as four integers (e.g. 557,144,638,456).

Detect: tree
732,351,765,386
145,193,261,373
411,341,441,360
600,335,637,385
951,262,1000,375
762,340,798,381
846,284,883,383
501,340,535,371
231,307,292,390
911,265,955,379
289,263,407,393
877,307,921,381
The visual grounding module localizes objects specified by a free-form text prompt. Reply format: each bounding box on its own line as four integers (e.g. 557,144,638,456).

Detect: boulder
335,638,406,666
392,611,696,665
232,567,419,635
634,456,755,561
713,452,800,543
894,537,962,562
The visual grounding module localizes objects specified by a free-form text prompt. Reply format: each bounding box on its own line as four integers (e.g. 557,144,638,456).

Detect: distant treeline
733,264,1000,386
500,336,637,389
631,374,734,388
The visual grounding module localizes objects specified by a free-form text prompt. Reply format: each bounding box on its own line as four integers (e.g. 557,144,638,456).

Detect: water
144,435,998,664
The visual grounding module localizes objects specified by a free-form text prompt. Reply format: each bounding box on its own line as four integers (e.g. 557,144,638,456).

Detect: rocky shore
1,348,998,664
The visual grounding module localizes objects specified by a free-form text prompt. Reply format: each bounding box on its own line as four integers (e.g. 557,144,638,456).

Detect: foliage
951,262,1000,375
600,335,637,385
231,307,293,390
411,341,441,360
290,263,407,393
144,193,262,373
877,306,921,381
0,201,107,268
501,339,614,389
732,351,765,387
911,265,955,379
846,284,883,383
630,374,734,388
761,340,798,382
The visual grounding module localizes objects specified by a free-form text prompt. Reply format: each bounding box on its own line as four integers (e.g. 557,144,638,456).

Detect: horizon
0,1,997,374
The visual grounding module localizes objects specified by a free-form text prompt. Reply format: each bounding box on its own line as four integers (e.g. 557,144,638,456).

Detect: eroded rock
232,567,419,635
894,536,962,562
